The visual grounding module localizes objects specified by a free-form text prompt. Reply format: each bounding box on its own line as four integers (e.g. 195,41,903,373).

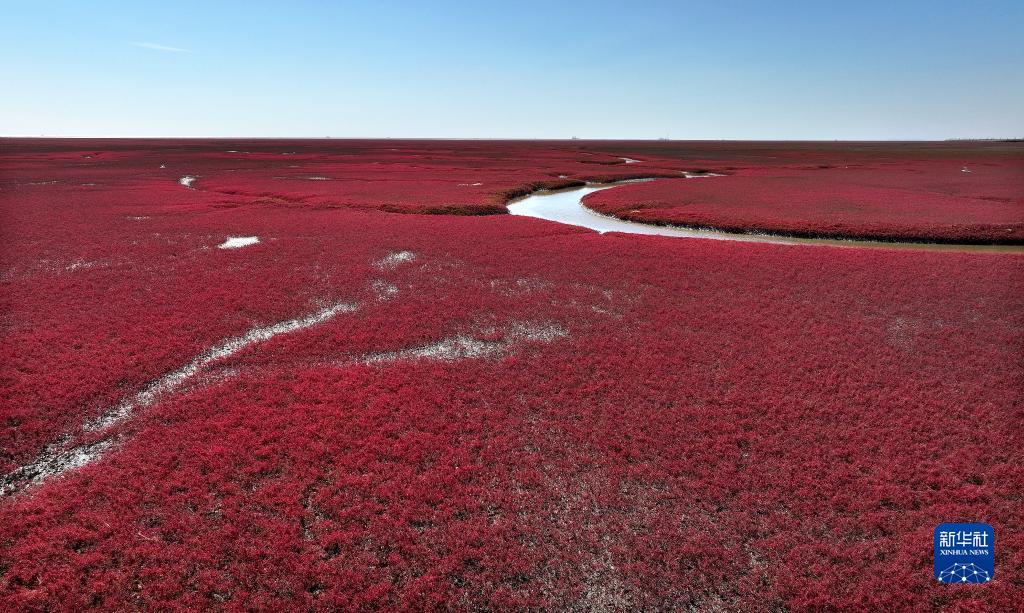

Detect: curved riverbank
507,180,1024,253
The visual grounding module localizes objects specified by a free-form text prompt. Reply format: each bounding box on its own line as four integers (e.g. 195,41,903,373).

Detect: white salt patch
620,157,641,164
505,320,567,343
961,167,971,173
374,250,417,269
218,236,260,249
372,280,400,300
366,335,498,362
363,321,566,364
682,171,725,178
160,164,166,168
66,259,95,271
305,176,330,180
179,175,196,188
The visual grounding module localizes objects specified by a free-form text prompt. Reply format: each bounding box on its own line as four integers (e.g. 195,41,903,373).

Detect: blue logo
934,523,994,583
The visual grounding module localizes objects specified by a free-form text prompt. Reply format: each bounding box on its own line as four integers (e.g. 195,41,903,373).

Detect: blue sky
2,0,1022,139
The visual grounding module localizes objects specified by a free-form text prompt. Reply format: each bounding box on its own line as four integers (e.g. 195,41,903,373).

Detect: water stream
507,181,1022,253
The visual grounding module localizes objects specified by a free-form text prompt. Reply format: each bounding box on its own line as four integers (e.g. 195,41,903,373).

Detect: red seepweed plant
1,139,1022,610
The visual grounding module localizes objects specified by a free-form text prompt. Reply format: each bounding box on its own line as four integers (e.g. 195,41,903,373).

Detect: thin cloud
131,42,192,53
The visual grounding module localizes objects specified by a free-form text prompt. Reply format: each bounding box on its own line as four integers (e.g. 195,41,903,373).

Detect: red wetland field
1,138,1022,610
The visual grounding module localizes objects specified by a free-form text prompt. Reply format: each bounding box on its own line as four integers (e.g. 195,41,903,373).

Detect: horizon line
2,135,1021,143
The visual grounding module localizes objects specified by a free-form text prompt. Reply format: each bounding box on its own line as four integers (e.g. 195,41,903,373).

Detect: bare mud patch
0,437,115,497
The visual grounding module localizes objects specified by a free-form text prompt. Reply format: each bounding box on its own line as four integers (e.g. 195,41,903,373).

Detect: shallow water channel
506,181,1023,253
